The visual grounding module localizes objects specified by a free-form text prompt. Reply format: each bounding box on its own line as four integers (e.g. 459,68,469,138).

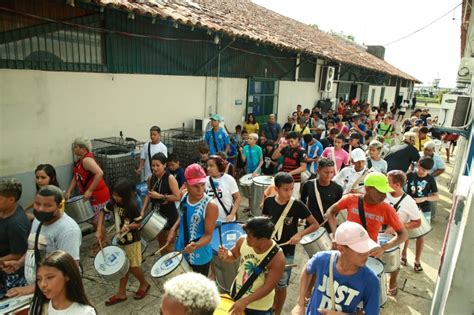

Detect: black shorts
190,262,210,277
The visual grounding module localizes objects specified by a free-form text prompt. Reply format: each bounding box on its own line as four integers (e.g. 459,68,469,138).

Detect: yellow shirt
415,135,431,151
231,238,276,311
243,122,259,134
293,124,311,135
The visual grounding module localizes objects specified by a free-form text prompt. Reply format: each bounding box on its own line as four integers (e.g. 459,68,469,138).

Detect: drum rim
366,257,384,275
408,228,433,239
94,245,128,275
151,251,184,278
66,195,85,203
300,228,327,245
252,175,274,185
239,174,254,185
377,233,399,253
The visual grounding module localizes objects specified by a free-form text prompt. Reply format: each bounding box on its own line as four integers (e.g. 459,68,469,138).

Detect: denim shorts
277,256,294,288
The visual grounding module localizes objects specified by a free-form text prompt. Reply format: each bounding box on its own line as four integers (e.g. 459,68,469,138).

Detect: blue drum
211,222,245,292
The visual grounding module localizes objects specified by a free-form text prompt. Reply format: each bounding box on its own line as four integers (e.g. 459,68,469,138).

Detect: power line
383,3,462,46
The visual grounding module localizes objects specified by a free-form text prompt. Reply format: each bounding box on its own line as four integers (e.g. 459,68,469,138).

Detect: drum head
94,246,127,276
211,222,245,254
252,176,274,186
239,174,254,186
151,252,183,278
67,195,83,203
378,233,397,252
366,257,384,275
300,227,327,245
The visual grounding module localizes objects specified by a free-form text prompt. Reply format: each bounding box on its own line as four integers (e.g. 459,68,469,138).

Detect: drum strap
393,193,407,212
358,197,368,231
329,251,336,311
34,222,44,268
147,142,152,172
350,168,368,191
271,197,295,241
331,148,338,175
209,177,230,215
313,179,326,220
211,129,220,153
231,244,279,301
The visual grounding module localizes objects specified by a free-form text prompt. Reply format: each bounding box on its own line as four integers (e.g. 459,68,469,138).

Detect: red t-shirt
335,194,403,241
73,152,109,206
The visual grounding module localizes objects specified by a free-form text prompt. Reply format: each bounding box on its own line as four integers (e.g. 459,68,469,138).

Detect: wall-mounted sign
235,99,243,106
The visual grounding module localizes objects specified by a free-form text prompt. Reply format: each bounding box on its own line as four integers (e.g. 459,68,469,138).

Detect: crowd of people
0,98,454,314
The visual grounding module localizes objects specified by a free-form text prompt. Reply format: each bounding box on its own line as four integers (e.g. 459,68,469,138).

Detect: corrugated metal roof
90,0,419,82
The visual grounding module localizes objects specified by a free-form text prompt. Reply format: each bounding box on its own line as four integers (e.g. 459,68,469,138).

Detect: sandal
400,257,407,267
414,262,423,273
388,287,398,296
105,295,127,306
134,284,150,300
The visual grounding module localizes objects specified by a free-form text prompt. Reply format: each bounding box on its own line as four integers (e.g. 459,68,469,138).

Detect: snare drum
65,195,95,223
251,176,274,216
213,294,234,315
94,245,130,282
378,233,400,273
139,211,168,242
112,236,148,255
239,174,254,199
211,222,245,292
300,227,333,257
366,257,387,306
151,251,191,283
408,212,432,239
0,295,33,315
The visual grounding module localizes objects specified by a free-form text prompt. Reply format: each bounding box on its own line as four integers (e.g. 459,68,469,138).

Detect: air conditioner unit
456,57,474,84
319,66,335,92
193,117,228,133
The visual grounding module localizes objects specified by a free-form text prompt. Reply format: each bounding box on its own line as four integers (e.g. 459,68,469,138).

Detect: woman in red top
65,137,109,256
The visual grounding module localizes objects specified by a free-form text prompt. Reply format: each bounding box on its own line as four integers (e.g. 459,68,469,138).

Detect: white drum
94,245,130,282
239,174,254,199
151,251,191,283
366,257,387,306
251,175,274,216
112,236,148,255
408,212,432,239
300,227,333,257
378,233,400,273
0,295,33,314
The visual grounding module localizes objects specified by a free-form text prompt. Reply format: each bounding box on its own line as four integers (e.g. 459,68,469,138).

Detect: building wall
278,80,320,122
368,86,382,106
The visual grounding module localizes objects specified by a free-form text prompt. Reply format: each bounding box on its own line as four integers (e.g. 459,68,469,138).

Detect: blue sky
253,0,462,88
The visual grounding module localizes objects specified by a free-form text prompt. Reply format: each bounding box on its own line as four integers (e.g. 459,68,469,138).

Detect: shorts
277,256,294,288
121,241,142,268
245,309,272,315
190,262,210,277
423,211,431,225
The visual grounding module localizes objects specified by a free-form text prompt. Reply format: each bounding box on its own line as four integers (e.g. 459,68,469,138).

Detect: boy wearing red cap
172,164,218,276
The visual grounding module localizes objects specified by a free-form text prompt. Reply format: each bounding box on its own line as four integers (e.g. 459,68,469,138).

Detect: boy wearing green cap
325,172,408,257
204,115,230,155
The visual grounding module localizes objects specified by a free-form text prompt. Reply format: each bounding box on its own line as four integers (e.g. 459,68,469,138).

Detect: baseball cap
335,221,379,253
210,114,221,121
364,172,393,193
350,148,366,162
184,164,207,185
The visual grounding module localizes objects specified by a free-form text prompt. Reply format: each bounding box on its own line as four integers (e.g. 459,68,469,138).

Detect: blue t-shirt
175,194,213,265
301,140,324,173
169,167,185,187
428,153,445,175
243,144,263,173
306,251,380,315
263,123,282,141
205,128,230,155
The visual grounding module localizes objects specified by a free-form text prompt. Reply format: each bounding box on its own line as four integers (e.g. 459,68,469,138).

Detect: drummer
332,148,368,195
140,153,181,254
218,216,286,314
291,221,381,315
173,164,218,276
385,170,421,296
6,185,81,298
65,137,110,257
325,173,408,255
262,172,319,315
301,158,343,232
0,179,30,299
205,155,241,222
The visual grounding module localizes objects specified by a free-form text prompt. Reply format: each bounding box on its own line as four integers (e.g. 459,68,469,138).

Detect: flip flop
414,263,423,273
400,257,407,266
134,284,150,300
105,295,127,306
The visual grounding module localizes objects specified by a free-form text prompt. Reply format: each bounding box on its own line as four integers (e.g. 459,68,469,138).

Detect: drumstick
216,220,223,247
98,239,106,261
151,244,169,257
285,263,298,268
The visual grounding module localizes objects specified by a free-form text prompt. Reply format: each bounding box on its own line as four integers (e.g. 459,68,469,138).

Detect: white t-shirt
24,215,81,284
140,142,168,180
48,301,96,315
385,193,421,223
333,167,367,194
205,174,239,220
